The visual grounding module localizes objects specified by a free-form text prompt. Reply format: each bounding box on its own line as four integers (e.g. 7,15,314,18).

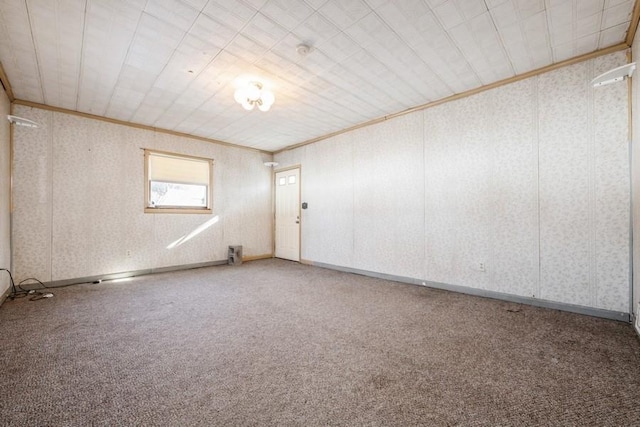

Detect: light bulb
246,83,260,101
234,88,246,104
258,102,271,112
261,90,274,107
241,99,254,110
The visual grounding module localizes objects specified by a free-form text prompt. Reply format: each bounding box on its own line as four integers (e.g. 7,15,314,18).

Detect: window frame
144,149,214,214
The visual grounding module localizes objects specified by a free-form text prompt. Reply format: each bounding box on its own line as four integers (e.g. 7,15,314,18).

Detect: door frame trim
273,165,302,261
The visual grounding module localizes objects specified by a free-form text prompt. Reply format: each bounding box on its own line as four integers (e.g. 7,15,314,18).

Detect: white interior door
275,168,300,261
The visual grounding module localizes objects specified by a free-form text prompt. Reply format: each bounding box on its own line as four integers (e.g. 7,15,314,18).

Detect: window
144,149,213,214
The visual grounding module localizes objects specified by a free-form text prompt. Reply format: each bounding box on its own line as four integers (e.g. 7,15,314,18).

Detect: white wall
0,88,9,296
276,51,631,314
11,106,273,283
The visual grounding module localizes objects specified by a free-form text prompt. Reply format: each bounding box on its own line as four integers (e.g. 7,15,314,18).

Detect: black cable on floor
1,268,53,301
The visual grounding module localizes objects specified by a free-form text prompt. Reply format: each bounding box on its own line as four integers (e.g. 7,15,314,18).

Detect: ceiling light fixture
234,81,275,112
591,62,636,87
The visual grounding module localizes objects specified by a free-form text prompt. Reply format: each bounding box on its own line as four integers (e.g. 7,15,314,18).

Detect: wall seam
49,111,54,282
422,110,427,280
532,76,542,298
351,135,355,262
588,60,597,308
535,75,542,300
628,48,635,316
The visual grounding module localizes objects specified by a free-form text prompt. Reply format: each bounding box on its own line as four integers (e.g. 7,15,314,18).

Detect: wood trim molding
11,99,271,155
143,148,214,214
275,43,630,154
273,163,302,174
242,254,274,262
626,0,640,47
0,62,15,102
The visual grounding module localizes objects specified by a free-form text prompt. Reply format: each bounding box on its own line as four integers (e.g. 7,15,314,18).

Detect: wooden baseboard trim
243,254,273,262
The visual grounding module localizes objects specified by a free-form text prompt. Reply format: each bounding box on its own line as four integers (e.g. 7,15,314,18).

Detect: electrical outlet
126,250,132,257
479,262,486,272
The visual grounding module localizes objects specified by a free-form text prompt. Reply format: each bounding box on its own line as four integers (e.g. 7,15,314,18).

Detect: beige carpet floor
1,259,639,426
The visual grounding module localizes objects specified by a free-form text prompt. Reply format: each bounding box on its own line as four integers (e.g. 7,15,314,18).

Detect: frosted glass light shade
234,81,274,112
261,90,274,106
246,83,261,101
234,88,246,104
241,99,254,110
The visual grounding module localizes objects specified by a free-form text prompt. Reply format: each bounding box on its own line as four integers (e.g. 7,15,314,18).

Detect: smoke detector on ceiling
296,44,311,57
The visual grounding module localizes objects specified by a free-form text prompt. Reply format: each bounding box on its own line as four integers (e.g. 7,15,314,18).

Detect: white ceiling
0,0,637,152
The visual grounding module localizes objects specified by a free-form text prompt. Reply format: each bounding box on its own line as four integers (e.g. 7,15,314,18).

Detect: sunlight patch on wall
166,216,220,249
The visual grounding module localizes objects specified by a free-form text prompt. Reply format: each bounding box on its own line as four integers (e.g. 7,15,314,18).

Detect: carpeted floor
0,259,639,426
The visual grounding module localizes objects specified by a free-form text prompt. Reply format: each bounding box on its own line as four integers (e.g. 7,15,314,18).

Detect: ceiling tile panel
498,23,533,74
548,1,574,47
577,0,605,18
425,0,448,7
433,1,465,29
577,13,603,38
454,0,488,20
605,0,632,7
522,11,553,67
28,0,85,109
77,0,143,115
448,13,513,84
599,21,629,46
202,0,258,31
144,0,199,32
304,0,329,9
602,0,634,29
243,12,289,49
552,42,575,62
484,0,509,7
260,0,314,30
183,0,209,9
489,1,519,28
0,1,44,102
271,33,304,63
254,50,296,75
318,0,372,29
515,0,545,19
292,12,340,45
316,32,361,63
188,14,238,48
577,33,600,54
224,34,270,63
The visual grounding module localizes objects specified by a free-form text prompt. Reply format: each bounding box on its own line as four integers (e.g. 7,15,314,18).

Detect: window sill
145,207,212,214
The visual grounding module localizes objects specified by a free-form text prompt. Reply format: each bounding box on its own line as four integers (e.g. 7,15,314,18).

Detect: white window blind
148,152,210,186
144,149,213,213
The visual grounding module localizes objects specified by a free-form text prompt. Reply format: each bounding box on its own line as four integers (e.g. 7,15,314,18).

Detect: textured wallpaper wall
275,51,631,314
0,88,9,296
633,35,640,321
11,107,273,283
